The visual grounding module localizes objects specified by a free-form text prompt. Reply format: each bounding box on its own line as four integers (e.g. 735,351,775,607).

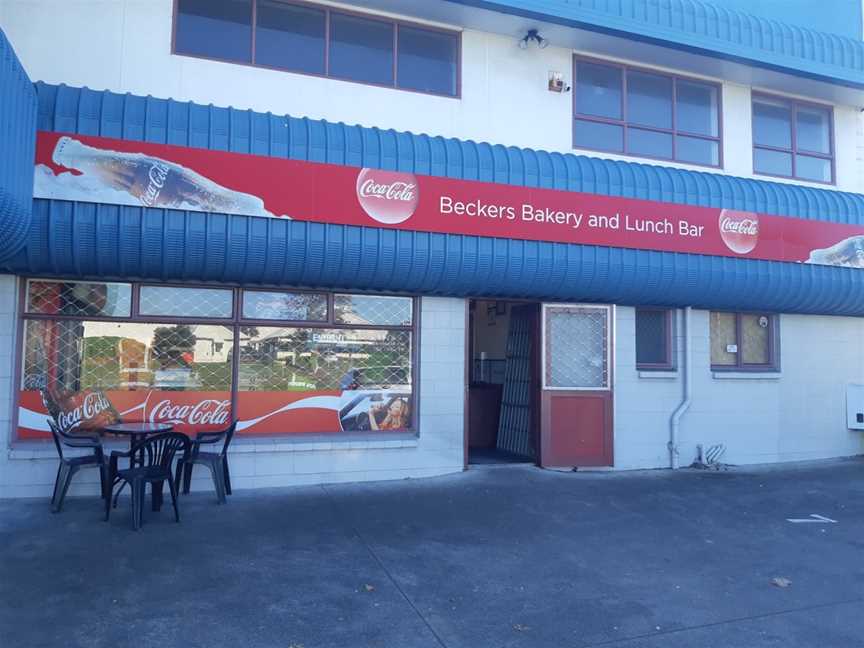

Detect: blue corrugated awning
5,83,864,315
0,28,36,264
448,0,864,88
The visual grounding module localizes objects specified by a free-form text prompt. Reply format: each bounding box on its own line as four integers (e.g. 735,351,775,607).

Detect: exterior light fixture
519,29,548,49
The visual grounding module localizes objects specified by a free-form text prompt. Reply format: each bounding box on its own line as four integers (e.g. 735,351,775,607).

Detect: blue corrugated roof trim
451,0,864,88
0,28,36,264
5,83,864,315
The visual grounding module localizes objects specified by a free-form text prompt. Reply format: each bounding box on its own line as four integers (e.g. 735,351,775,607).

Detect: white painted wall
0,0,859,192
0,294,466,498
614,306,864,469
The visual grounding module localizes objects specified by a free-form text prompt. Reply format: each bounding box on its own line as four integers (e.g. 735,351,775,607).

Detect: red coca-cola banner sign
33,131,864,268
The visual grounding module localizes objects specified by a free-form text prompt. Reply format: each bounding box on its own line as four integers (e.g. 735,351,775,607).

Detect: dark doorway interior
467,300,539,465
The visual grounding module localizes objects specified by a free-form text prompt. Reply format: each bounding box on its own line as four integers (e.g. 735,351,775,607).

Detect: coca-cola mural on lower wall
19,388,412,439
33,131,864,269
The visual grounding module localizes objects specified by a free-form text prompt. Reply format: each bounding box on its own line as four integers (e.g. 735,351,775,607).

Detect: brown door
540,304,613,468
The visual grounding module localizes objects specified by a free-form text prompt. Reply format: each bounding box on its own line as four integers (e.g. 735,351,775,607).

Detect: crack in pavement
580,596,864,647
322,484,450,648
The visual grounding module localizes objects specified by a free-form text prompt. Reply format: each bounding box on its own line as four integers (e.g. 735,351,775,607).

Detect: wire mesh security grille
139,285,234,318
242,290,328,321
19,280,417,437
22,320,234,393
26,280,132,318
635,308,671,367
334,294,412,326
237,327,411,392
544,305,609,389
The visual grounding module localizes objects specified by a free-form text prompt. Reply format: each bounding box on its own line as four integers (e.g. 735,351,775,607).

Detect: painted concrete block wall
614,307,864,470
0,294,466,499
0,0,859,192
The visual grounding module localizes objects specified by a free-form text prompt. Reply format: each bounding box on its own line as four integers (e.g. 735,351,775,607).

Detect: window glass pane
796,105,831,154
754,148,792,177
20,320,233,435
796,155,832,183
574,119,623,153
139,286,233,318
397,25,458,96
741,314,770,365
635,309,670,366
235,326,412,433
627,71,672,129
329,12,394,86
334,295,412,326
175,0,252,63
255,0,325,74
676,136,719,166
545,307,608,388
26,281,131,317
628,128,673,159
753,98,792,148
575,62,622,119
710,312,737,366
676,81,718,136
242,291,328,321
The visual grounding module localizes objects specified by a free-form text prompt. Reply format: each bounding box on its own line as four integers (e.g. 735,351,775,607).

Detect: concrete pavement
1,459,863,647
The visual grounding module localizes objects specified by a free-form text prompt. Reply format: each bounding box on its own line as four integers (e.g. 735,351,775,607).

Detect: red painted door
540,304,613,468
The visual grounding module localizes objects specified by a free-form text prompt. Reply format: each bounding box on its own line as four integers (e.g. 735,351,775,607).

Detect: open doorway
467,300,540,465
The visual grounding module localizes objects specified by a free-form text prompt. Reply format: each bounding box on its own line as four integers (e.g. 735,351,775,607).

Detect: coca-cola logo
56,391,113,433
149,398,230,426
356,168,419,224
719,209,759,255
141,161,170,207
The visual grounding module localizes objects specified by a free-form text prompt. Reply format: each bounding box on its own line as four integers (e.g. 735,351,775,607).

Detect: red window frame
709,311,780,372
171,0,461,99
751,92,835,185
572,55,723,169
635,307,676,371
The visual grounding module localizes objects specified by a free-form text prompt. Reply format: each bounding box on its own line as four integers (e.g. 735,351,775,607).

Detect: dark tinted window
255,0,325,74
753,98,792,148
635,309,672,368
397,26,458,96
676,81,718,136
329,12,394,86
573,60,720,167
627,71,672,129
175,0,252,63
752,95,833,183
576,62,622,119
173,1,459,97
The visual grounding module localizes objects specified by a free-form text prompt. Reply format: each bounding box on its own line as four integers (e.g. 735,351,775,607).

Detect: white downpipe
669,307,692,469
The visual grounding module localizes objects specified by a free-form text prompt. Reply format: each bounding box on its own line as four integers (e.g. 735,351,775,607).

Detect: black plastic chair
48,419,108,513
178,422,236,504
106,432,190,530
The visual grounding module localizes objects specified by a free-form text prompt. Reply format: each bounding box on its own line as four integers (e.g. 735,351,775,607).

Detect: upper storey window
174,0,460,98
752,94,834,184
573,58,721,168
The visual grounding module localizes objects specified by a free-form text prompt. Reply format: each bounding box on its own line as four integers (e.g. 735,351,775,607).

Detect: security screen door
540,304,613,467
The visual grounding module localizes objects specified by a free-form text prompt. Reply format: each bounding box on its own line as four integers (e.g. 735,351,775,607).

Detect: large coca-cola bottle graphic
41,385,120,434
52,136,280,218
806,235,864,268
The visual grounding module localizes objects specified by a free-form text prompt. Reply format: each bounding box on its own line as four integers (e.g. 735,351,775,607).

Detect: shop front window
17,281,416,439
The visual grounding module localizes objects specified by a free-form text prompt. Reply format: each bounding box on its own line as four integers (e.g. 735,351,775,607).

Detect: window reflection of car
339,391,411,432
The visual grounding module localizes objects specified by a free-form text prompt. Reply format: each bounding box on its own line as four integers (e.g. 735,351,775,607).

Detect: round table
103,421,174,447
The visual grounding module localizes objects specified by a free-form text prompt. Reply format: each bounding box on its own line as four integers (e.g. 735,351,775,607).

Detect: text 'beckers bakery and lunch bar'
33,132,864,268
